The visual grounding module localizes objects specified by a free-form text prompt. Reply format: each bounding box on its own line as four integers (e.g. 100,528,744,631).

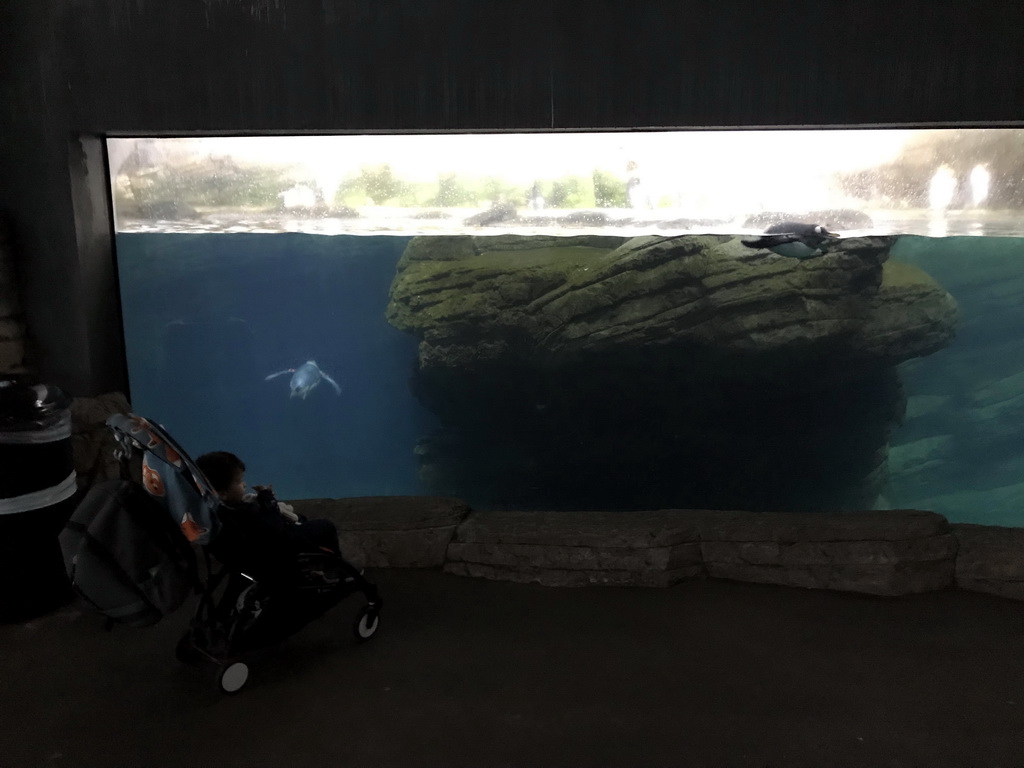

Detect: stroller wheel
353,606,380,642
217,662,249,694
175,631,202,664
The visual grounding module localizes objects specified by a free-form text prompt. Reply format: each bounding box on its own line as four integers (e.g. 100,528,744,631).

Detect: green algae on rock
387,234,959,514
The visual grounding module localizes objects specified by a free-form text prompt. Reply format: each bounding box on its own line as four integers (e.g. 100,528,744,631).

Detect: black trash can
0,379,78,622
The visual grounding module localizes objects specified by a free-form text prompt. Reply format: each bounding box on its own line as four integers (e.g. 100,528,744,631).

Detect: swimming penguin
265,360,342,400
741,222,839,259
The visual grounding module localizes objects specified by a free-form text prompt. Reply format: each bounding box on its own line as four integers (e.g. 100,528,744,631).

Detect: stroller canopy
107,414,221,545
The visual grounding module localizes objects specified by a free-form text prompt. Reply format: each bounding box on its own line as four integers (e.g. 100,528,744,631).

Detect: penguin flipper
321,372,343,396
741,234,801,249
264,369,294,381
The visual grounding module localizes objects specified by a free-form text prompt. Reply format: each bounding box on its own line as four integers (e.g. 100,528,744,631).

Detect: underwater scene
116,233,431,500
109,130,1024,526
115,230,1024,526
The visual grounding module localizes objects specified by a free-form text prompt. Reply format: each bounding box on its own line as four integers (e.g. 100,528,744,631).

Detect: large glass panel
108,130,1024,524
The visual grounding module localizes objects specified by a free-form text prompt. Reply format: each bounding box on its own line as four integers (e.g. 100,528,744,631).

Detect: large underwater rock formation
386,234,958,513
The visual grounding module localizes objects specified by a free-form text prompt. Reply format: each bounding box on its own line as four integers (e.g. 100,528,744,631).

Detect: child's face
220,470,247,503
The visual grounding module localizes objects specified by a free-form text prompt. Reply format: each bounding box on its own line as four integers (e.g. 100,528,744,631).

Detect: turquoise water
115,232,1024,526
886,235,1024,526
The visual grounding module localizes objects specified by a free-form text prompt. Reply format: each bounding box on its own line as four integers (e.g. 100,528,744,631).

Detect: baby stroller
68,414,382,694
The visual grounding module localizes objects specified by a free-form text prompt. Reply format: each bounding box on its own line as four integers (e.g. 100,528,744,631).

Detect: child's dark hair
195,451,245,493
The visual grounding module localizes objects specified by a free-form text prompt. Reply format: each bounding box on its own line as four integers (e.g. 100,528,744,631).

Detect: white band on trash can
0,412,72,444
0,471,78,515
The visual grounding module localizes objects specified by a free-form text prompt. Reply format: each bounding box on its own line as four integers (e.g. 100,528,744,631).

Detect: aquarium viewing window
109,129,1024,239
108,128,1024,528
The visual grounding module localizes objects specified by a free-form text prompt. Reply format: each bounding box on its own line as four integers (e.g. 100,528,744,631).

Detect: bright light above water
112,130,917,214
970,164,991,207
108,129,1024,237
111,130,917,224
929,166,957,210
163,130,915,178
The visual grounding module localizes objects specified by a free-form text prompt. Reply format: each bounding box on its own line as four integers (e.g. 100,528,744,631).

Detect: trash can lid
0,379,72,432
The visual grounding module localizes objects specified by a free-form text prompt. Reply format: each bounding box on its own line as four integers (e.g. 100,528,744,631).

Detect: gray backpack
59,479,198,627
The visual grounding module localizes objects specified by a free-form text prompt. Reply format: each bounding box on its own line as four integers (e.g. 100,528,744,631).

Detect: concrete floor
2,569,1023,768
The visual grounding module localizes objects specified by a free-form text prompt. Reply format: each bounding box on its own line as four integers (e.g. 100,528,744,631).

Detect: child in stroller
195,450,349,580
72,414,381,694
174,449,382,692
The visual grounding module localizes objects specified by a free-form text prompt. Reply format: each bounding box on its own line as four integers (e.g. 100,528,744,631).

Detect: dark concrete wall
1,0,1022,395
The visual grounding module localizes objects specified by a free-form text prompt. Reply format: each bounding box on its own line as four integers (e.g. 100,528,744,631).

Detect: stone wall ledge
451,509,704,548
269,502,977,595
446,541,703,572
444,561,703,588
289,496,472,569
951,523,1024,601
443,508,957,594
696,509,949,541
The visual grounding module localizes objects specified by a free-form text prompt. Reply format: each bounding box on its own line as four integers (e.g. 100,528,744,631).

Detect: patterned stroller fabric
106,413,221,545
